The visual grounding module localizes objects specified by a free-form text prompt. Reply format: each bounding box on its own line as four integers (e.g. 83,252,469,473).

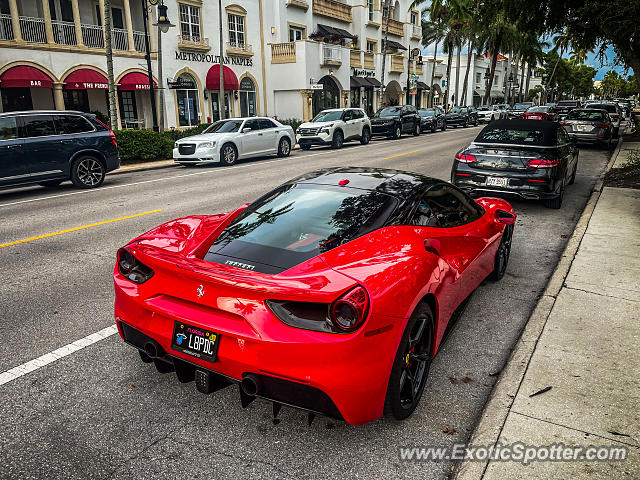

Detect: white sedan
173,117,295,166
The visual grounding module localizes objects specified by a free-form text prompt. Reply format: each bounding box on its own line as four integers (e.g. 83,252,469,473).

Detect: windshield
449,107,463,113
205,184,398,273
586,104,616,113
312,111,343,122
558,101,578,107
527,107,548,113
374,107,402,117
418,109,435,117
513,104,531,110
476,127,545,145
567,110,606,121
477,106,490,111
204,120,243,133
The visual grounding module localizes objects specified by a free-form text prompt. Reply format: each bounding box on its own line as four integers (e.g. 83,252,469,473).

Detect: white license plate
486,177,508,187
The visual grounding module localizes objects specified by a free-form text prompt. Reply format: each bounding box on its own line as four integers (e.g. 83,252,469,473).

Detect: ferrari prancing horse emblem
197,284,205,298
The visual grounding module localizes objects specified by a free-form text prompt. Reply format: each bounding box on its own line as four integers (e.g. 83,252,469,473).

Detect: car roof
286,166,441,199
0,110,89,117
476,119,560,146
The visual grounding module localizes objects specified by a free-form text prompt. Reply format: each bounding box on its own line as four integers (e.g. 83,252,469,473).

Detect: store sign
352,68,375,77
72,82,108,89
409,74,418,95
168,79,196,89
239,77,254,90
310,84,323,90
175,51,253,67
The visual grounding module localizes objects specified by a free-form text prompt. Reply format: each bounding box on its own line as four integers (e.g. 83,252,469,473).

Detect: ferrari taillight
455,153,476,163
117,247,154,284
330,286,369,332
527,159,560,169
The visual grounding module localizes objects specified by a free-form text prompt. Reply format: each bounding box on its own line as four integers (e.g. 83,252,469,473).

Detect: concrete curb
108,160,177,176
452,138,624,480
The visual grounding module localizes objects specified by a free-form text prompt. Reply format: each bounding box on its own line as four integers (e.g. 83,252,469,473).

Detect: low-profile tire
544,179,565,209
431,122,437,133
300,143,311,150
488,225,513,281
441,122,447,131
384,302,434,421
474,118,478,126
393,125,402,139
413,122,420,136
568,157,578,185
360,127,371,145
463,120,468,128
332,130,344,149
220,143,238,165
39,180,63,188
70,156,105,188
277,137,291,157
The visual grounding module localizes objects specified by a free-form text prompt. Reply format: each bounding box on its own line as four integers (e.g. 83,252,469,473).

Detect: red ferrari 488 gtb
114,167,516,425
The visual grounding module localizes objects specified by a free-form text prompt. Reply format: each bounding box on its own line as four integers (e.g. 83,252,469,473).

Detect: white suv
296,108,371,150
476,105,504,123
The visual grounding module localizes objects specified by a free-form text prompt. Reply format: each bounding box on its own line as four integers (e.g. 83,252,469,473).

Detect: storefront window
118,90,138,128
362,87,374,116
63,90,89,112
312,76,340,117
239,77,256,117
1,87,33,112
350,87,360,109
176,73,199,127
211,92,230,122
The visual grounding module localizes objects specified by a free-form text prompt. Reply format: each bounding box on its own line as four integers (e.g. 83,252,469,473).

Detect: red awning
206,65,239,90
0,66,53,88
119,72,156,91
64,69,108,90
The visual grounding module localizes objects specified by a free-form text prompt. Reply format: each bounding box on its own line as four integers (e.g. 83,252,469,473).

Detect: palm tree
518,34,547,102
420,17,446,107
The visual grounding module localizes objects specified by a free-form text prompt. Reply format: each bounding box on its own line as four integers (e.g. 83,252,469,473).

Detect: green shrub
278,118,302,132
623,150,640,168
114,129,173,162
163,123,212,141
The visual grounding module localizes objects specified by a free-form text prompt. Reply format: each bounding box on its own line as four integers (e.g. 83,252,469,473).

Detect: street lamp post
141,0,158,131
153,3,174,134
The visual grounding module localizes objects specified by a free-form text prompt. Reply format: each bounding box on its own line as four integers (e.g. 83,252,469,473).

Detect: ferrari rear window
476,128,545,144
206,184,397,273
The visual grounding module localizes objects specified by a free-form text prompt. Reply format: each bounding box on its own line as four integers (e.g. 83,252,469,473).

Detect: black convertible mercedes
450,119,578,209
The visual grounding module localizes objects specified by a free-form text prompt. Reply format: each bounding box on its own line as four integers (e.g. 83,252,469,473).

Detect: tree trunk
454,42,461,106
104,0,117,129
483,31,502,105
460,39,472,105
445,41,453,110
525,66,531,101
429,41,438,107
512,53,520,103
519,61,525,102
504,51,512,104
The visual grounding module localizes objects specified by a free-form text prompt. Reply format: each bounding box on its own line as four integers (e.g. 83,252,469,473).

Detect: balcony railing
82,24,104,48
133,30,147,53
271,42,296,63
350,49,361,68
382,17,404,36
52,20,76,45
226,41,252,56
0,14,14,40
322,44,342,65
363,52,375,69
390,55,404,73
112,27,129,50
177,34,210,52
313,0,352,23
20,16,46,43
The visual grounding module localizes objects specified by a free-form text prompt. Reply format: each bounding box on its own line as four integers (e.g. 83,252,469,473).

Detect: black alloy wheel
489,225,513,281
384,303,434,420
568,157,578,185
332,130,344,149
544,179,565,209
71,156,105,188
360,127,371,145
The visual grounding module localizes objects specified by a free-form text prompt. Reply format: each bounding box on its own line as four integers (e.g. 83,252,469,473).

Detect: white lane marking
0,128,479,209
0,325,118,387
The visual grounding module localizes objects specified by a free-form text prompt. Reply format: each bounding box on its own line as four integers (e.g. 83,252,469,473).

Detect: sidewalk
109,159,176,175
455,142,640,478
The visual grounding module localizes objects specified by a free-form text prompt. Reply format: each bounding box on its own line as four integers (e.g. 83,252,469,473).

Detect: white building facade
0,0,455,128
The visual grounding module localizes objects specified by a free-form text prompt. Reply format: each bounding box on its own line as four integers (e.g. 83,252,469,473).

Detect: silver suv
296,108,371,150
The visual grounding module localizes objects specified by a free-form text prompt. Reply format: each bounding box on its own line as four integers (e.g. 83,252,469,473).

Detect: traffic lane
0,128,481,368
0,147,609,480
0,127,481,245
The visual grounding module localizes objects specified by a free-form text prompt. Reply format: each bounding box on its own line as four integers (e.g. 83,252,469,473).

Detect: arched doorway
175,73,200,127
312,75,340,117
383,80,402,106
239,76,257,117
430,83,442,106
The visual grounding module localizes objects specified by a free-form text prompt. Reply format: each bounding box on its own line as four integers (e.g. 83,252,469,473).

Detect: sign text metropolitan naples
175,51,253,67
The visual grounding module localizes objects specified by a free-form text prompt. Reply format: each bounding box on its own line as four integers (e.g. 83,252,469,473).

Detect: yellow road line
0,209,163,249
384,150,421,160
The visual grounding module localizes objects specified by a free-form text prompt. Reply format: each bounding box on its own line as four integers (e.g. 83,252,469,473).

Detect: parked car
476,105,504,123
520,105,557,122
174,117,294,166
584,103,622,137
296,108,371,150
556,100,581,119
0,110,119,189
451,119,578,209
509,102,534,118
114,166,515,425
445,106,478,127
418,107,447,132
370,105,421,138
561,108,614,149
494,104,510,118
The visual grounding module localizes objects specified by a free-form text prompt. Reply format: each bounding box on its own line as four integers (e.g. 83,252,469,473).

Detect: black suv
445,106,478,127
418,107,447,132
0,110,119,189
370,105,421,139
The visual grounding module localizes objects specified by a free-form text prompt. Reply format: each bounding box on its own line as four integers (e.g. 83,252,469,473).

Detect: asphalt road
0,126,610,480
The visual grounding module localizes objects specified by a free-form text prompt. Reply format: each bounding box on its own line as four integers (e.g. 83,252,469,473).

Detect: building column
123,0,135,52
53,83,65,110
41,0,55,44
146,5,156,53
71,0,84,46
8,0,22,43
300,89,313,122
